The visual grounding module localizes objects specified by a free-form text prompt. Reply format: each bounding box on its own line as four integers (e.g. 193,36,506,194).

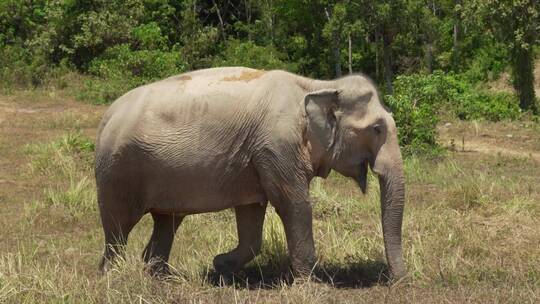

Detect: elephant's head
304,75,406,280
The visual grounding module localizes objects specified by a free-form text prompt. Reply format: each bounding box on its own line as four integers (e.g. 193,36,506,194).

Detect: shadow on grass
204,258,389,289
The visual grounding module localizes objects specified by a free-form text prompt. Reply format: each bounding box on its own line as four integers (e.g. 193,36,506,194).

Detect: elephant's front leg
255,153,316,278
213,202,267,274
273,199,316,277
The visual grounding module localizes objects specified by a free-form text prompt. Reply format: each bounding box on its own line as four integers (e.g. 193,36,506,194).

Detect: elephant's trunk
378,168,406,280
371,139,406,281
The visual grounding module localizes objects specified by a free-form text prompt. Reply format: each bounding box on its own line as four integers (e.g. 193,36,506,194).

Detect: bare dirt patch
438,120,540,162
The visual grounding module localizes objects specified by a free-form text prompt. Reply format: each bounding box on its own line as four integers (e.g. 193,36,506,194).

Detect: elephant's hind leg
213,202,267,274
142,213,185,277
99,205,143,273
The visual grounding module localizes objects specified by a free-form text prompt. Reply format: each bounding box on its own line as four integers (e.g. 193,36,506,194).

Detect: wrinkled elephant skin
95,67,406,281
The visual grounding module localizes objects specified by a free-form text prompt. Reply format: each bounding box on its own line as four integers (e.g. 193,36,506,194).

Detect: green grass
1,104,539,302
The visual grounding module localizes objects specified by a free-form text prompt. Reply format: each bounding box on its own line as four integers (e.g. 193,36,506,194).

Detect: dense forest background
1,0,538,153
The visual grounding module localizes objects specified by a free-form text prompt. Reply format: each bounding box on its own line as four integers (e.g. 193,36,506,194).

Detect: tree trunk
426,41,433,74
452,0,461,71
269,0,275,44
333,35,342,78
512,46,537,113
452,23,459,69
324,7,342,78
382,31,394,95
245,0,252,41
375,30,381,82
211,0,226,41
348,32,353,74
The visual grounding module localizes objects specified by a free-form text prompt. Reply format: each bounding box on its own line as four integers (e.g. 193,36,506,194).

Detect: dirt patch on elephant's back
177,75,192,81
221,70,266,82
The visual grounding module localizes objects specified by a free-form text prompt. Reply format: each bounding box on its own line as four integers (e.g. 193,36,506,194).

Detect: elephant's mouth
356,159,369,194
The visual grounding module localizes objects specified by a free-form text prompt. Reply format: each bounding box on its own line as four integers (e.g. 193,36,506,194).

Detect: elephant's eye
373,124,381,134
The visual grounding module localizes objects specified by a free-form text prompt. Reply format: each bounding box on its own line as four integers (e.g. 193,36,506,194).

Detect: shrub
78,44,186,104
214,39,297,71
0,45,34,89
0,45,54,89
0,44,79,92
385,90,441,156
89,44,185,81
132,22,167,50
391,71,521,122
462,41,508,83
386,71,522,155
458,92,521,121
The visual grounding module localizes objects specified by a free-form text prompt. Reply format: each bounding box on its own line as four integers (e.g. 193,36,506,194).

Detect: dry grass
0,91,539,303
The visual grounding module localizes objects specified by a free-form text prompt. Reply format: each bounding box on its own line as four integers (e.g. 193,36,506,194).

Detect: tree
178,0,219,69
323,2,347,77
465,0,539,113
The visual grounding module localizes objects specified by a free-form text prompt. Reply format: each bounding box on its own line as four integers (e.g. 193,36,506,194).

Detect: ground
0,91,539,303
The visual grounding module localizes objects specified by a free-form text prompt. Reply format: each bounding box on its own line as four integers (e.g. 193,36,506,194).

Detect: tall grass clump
24,131,96,219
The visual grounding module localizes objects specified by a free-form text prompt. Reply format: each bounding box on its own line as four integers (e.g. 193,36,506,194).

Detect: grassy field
0,91,539,303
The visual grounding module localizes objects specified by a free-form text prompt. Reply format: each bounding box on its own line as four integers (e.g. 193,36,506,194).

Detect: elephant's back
94,67,277,178
94,66,304,165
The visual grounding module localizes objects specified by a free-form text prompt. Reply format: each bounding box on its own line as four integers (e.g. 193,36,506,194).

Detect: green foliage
384,72,450,155
0,44,74,91
458,92,521,121
89,44,185,80
0,0,47,45
55,132,95,154
387,71,522,154
177,0,219,69
386,94,440,156
214,39,296,71
79,44,186,103
391,71,465,106
462,41,509,83
463,0,539,112
0,0,538,154
0,45,34,89
391,71,521,121
132,22,167,50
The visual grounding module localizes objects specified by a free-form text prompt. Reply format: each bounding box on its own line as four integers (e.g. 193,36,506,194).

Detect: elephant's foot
99,257,115,274
212,252,243,275
144,259,175,279
385,268,409,285
99,243,128,275
286,262,324,286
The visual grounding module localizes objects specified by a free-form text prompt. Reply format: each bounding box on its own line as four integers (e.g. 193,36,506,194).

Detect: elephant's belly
143,164,267,214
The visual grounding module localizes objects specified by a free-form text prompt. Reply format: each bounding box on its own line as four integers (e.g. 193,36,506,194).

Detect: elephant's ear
304,89,340,150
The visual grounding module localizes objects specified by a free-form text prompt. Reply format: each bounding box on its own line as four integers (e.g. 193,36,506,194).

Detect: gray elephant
95,67,406,281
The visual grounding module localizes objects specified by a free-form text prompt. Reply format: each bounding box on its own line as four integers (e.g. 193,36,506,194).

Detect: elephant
94,67,406,281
